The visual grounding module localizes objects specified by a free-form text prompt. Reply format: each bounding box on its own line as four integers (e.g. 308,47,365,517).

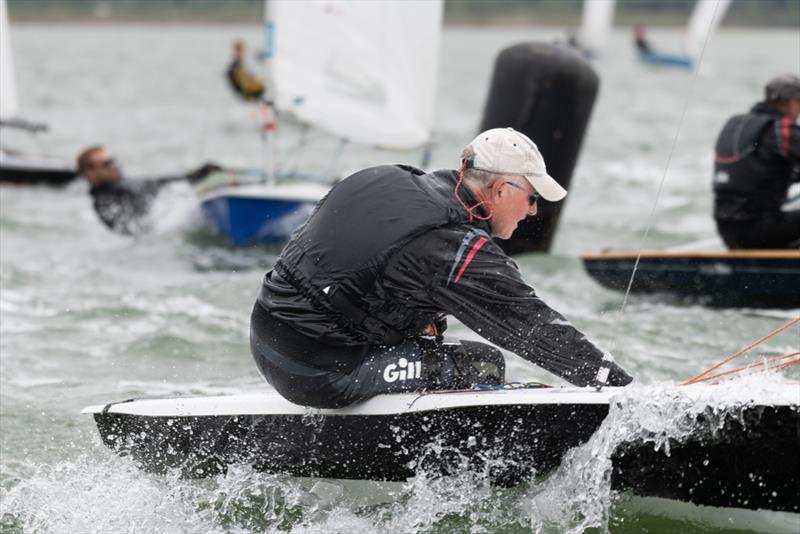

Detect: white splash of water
3,375,795,533
526,375,797,534
1,457,216,534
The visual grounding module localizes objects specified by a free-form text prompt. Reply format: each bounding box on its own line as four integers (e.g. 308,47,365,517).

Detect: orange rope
705,359,800,385
687,352,800,384
682,315,800,386
769,358,800,372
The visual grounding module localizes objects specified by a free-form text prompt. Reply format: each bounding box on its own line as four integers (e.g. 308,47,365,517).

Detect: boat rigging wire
682,315,800,385
597,1,729,391
616,0,727,317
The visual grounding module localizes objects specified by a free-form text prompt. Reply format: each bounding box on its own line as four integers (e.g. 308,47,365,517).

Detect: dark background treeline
7,0,800,27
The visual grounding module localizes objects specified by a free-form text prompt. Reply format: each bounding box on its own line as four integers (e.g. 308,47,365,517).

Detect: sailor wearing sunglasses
76,145,219,236
250,127,632,409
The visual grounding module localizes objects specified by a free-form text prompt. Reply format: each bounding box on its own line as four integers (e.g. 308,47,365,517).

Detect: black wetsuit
250,165,632,408
89,176,184,236
713,102,800,249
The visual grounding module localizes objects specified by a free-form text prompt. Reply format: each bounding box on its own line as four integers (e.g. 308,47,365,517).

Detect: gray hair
460,144,500,187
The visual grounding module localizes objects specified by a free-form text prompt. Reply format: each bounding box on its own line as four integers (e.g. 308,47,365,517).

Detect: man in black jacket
77,145,218,236
250,127,633,409
713,74,800,249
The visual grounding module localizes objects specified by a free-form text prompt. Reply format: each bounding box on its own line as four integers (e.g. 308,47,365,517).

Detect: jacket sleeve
388,228,633,387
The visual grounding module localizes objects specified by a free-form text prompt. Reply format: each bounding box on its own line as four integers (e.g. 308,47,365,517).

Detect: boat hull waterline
83,385,800,513
638,51,692,68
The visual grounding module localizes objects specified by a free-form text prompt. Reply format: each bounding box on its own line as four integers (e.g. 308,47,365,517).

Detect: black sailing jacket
89,175,188,236
713,102,800,221
257,165,632,387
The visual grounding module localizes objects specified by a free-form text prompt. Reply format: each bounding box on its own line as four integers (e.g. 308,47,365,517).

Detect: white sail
0,0,19,120
684,0,731,62
578,0,616,55
267,0,443,149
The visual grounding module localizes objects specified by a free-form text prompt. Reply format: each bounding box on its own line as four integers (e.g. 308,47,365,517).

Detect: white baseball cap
466,127,567,202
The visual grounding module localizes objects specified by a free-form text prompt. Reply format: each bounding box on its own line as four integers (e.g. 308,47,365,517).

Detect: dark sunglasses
91,158,116,169
504,181,540,206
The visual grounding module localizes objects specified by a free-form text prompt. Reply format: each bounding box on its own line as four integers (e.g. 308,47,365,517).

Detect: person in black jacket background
713,73,800,249
250,127,632,409
77,145,219,236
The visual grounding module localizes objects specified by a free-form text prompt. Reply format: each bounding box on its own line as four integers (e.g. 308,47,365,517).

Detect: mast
0,0,19,122
261,0,276,185
0,0,45,134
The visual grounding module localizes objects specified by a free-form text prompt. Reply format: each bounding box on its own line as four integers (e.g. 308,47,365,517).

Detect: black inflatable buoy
479,42,599,254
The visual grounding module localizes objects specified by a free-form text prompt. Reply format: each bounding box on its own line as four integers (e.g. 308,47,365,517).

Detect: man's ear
492,179,505,199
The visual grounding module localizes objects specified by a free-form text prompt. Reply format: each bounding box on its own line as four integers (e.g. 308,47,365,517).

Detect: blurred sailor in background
713,73,800,249
77,145,219,236
632,24,652,54
227,41,265,102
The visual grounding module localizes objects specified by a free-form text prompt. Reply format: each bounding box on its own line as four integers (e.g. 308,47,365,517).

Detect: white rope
617,0,725,317
600,1,727,379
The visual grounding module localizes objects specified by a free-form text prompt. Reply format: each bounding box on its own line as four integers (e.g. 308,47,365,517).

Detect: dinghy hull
196,179,328,246
638,51,691,68
200,194,317,246
84,386,800,513
0,155,76,186
581,250,800,308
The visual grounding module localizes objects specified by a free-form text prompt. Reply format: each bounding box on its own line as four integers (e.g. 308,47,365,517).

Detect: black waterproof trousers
250,304,505,409
716,210,800,249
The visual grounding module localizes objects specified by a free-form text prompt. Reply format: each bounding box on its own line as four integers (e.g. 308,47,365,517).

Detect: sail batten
268,0,443,149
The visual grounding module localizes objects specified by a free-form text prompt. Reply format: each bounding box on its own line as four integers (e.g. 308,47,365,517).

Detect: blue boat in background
638,51,691,69
634,0,731,71
195,170,330,246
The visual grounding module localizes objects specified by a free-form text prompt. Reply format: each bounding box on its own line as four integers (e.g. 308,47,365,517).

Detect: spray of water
527,374,797,533
2,375,795,533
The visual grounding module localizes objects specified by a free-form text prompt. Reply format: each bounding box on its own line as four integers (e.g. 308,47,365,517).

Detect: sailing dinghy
196,0,443,245
581,248,800,309
0,0,75,186
637,0,731,70
83,384,799,513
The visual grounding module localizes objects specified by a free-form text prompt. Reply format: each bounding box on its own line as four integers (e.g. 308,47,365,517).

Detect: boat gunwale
581,250,800,260
81,384,800,418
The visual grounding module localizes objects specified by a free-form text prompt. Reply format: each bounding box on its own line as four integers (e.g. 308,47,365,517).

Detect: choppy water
1,23,799,534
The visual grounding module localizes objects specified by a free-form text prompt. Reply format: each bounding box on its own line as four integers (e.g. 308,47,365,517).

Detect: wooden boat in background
581,249,800,309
